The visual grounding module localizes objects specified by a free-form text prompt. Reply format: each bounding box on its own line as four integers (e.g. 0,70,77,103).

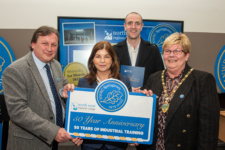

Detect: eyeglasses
163,49,184,55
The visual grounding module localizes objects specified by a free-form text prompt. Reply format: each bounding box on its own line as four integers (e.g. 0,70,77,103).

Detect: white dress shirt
127,40,140,66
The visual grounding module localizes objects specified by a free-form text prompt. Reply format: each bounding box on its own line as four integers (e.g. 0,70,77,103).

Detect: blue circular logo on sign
0,36,16,94
95,79,128,112
149,24,176,53
215,45,225,92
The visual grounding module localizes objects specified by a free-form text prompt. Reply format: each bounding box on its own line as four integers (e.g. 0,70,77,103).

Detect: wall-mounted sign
0,36,16,94
215,45,225,92
58,17,183,85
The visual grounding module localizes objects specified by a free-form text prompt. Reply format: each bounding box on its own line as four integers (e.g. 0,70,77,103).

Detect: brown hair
85,41,120,85
30,26,59,51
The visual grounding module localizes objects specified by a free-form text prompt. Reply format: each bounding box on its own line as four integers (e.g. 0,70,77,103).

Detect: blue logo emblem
104,30,112,40
149,24,176,53
215,45,225,92
95,79,128,112
71,102,78,110
0,37,16,94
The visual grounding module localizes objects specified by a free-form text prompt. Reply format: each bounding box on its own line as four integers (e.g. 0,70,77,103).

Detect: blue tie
45,64,63,127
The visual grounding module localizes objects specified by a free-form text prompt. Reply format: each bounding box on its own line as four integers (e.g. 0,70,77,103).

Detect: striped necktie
45,64,63,127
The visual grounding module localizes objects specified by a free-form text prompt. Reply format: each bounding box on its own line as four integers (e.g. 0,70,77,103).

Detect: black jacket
113,38,164,87
144,64,220,150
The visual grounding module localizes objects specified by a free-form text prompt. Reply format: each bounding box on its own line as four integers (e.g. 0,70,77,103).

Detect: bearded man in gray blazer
2,26,83,150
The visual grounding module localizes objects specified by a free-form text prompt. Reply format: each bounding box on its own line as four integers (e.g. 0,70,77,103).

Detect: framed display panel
58,17,183,86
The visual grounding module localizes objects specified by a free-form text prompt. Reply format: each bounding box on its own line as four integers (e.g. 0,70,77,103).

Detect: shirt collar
32,51,47,70
96,76,113,84
126,40,141,50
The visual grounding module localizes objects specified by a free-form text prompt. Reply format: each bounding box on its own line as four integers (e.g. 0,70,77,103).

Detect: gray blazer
2,52,68,150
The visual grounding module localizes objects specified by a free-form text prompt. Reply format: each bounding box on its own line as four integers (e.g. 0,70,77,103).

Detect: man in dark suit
2,26,82,150
113,12,164,89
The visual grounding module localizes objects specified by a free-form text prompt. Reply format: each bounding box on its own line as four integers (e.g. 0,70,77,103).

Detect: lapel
92,81,98,88
49,61,61,93
118,39,131,66
49,60,66,106
165,65,194,128
136,38,150,66
152,72,164,97
26,52,53,110
150,72,163,136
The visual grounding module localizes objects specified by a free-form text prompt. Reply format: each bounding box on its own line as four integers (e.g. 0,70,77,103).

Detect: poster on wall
0,36,16,150
214,45,225,93
58,17,183,86
0,36,16,94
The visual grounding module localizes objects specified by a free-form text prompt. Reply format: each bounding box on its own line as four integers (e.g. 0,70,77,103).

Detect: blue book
120,65,145,88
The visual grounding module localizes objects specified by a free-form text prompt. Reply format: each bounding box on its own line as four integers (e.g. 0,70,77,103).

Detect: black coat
113,38,164,87
143,64,220,150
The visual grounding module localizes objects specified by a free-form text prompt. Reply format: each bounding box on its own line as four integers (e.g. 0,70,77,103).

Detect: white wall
1,0,225,33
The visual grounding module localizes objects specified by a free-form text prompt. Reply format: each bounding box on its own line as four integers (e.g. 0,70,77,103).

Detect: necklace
161,68,194,113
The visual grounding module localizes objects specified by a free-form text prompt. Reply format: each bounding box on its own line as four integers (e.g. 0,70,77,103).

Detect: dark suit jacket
77,76,131,150
113,38,164,87
2,52,68,150
143,64,220,150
